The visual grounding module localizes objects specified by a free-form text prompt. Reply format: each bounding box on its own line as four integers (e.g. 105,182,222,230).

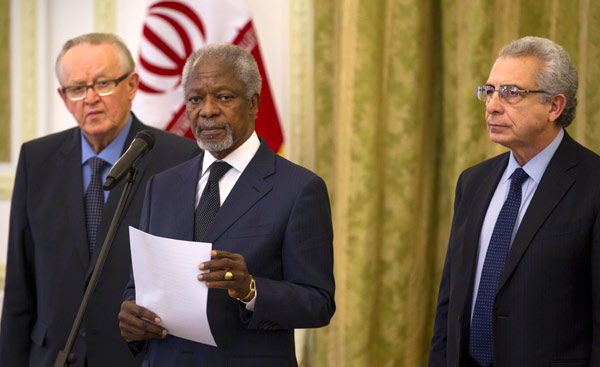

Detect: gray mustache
194,120,228,133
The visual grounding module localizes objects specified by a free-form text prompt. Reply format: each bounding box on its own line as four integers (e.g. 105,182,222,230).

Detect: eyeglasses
476,85,548,104
61,73,131,101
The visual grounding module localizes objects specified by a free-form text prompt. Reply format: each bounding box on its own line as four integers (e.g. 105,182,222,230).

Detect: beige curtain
289,0,600,366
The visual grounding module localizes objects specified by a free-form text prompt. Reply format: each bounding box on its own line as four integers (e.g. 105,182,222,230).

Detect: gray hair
55,32,135,83
181,44,261,100
498,36,578,127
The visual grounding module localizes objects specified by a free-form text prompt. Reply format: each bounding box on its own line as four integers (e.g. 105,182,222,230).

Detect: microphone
103,130,155,191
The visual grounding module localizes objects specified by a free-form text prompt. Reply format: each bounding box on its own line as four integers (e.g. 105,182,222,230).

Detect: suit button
80,330,86,337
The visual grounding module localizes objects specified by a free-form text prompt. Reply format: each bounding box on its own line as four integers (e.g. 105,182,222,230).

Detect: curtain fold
0,0,9,162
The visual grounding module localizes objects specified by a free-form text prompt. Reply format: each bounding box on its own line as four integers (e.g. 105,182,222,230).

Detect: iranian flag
132,0,284,153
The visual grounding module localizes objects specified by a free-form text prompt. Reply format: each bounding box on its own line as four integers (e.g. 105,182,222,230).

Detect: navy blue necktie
84,157,107,254
470,167,529,366
194,161,232,241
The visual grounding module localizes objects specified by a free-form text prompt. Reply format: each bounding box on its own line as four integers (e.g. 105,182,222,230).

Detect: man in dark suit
429,36,600,366
0,33,199,367
118,44,335,366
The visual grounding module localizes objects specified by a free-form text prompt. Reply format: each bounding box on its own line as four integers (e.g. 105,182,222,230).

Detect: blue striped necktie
470,167,529,366
84,157,107,254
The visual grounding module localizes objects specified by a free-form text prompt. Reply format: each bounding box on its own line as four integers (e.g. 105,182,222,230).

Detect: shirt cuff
241,289,257,311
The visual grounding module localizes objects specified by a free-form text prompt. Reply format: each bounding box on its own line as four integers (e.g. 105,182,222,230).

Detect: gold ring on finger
224,271,234,281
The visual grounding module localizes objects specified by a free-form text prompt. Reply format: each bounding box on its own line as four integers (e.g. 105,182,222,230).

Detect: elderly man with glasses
429,36,600,367
0,33,199,367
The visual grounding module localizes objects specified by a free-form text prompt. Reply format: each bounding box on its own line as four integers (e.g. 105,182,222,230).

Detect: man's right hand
119,300,168,342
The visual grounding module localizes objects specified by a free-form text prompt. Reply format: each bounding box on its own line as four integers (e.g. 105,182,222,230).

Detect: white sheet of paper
129,226,217,346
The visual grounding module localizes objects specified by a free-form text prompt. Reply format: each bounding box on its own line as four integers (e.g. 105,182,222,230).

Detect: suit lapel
203,142,274,244
497,133,577,292
456,155,508,315
59,129,91,271
171,153,204,241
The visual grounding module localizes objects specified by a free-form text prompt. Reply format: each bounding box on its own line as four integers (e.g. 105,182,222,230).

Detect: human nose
83,85,100,103
200,96,220,117
485,89,503,114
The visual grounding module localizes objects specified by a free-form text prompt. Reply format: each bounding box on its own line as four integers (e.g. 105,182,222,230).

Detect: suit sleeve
0,146,36,366
123,175,155,302
122,176,155,356
590,204,600,364
429,252,450,366
429,172,464,366
243,175,336,330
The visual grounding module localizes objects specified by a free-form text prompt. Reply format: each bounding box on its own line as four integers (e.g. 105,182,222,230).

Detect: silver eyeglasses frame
476,84,549,104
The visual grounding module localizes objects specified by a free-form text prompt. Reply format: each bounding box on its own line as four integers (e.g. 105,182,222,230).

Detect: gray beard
194,121,234,153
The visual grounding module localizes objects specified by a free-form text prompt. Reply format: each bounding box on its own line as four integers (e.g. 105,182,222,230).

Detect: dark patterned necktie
194,161,232,241
84,157,107,254
469,167,529,366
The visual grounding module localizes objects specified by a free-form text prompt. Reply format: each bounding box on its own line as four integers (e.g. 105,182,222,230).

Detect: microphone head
103,130,156,191
136,130,155,150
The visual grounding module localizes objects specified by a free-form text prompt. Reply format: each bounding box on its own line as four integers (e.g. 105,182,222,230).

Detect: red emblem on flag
133,0,284,153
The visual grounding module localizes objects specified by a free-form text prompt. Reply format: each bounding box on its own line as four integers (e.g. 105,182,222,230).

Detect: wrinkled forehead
487,56,542,87
59,43,122,84
186,59,243,91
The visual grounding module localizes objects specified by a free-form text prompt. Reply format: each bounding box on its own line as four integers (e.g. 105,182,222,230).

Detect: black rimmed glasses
476,85,549,105
61,72,131,101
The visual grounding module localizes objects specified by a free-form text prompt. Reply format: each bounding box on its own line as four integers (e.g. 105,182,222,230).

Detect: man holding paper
119,44,335,366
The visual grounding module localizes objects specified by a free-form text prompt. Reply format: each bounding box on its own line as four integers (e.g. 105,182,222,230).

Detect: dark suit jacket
123,139,335,367
429,131,600,367
0,114,200,367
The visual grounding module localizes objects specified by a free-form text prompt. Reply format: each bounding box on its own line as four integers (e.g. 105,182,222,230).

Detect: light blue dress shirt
81,115,133,202
471,128,565,320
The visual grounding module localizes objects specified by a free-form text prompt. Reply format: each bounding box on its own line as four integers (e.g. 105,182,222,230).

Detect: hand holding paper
118,300,167,342
125,227,217,346
198,250,255,302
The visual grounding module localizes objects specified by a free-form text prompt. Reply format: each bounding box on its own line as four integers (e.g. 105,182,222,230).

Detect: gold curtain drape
289,1,600,366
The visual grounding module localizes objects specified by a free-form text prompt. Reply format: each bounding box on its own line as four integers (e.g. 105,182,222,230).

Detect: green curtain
289,0,600,366
0,0,10,162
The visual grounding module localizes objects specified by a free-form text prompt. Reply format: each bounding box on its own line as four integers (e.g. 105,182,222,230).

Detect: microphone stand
54,164,139,367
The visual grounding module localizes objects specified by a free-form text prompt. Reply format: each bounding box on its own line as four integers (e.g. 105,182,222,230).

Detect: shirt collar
200,131,260,176
504,128,564,184
81,114,133,166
